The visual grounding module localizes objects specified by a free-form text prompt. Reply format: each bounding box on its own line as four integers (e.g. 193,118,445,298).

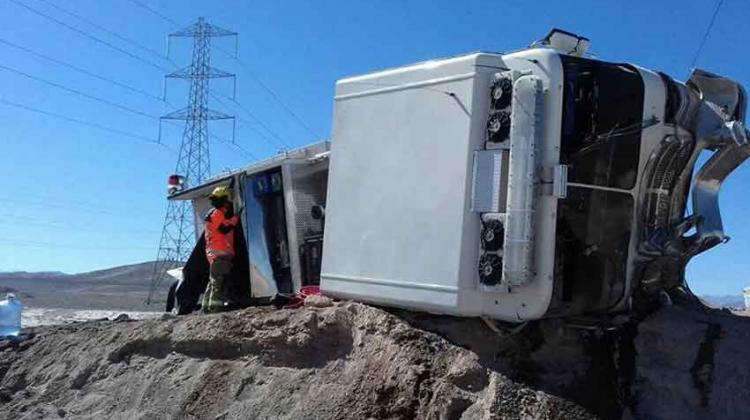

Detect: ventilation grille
289,165,328,242
642,135,693,248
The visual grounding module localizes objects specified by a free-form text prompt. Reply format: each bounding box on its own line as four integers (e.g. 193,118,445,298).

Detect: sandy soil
21,308,162,327
0,300,595,420
2,295,749,420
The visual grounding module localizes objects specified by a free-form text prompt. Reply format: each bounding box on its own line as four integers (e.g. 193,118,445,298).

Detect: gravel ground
21,307,162,327
0,299,596,420
2,296,749,420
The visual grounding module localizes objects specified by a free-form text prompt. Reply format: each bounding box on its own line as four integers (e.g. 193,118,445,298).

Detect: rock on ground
630,304,750,420
0,302,595,420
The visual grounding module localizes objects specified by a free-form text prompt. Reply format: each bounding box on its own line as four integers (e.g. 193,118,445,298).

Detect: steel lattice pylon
148,17,236,303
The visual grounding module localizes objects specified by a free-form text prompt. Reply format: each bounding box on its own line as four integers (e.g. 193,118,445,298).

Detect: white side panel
322,57,480,313
322,50,564,321
281,164,302,292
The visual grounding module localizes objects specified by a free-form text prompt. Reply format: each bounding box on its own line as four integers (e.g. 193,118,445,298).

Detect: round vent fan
481,220,505,252
487,111,511,143
491,77,513,109
478,253,503,286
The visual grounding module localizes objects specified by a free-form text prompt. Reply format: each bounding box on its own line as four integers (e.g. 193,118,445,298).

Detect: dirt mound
0,302,595,420
4,296,749,419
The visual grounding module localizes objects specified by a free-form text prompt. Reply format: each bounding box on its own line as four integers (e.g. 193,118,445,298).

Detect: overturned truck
169,29,750,322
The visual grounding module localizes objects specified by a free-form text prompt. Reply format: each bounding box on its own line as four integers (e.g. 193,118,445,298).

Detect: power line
211,92,291,149
0,217,160,235
216,45,320,140
127,0,182,28
0,36,164,103
126,1,315,144
0,195,151,219
0,98,172,151
0,196,162,223
162,119,257,159
0,62,156,119
27,0,311,161
7,3,305,170
236,118,284,153
229,95,292,149
209,92,288,151
689,0,724,71
9,0,168,72
212,132,258,160
8,1,180,108
37,0,171,64
18,3,263,174
5,238,155,251
7,0,250,163
0,192,154,219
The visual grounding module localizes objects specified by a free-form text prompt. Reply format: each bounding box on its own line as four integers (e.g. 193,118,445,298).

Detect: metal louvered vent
290,165,328,241
642,135,693,248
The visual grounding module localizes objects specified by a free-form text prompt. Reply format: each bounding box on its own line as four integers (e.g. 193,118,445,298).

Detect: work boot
201,288,210,312
204,300,224,313
203,278,225,313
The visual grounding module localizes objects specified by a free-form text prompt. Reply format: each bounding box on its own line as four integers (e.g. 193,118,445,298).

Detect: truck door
553,56,645,315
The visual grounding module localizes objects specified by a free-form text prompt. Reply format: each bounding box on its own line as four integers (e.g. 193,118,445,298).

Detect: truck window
559,56,645,190
556,187,633,312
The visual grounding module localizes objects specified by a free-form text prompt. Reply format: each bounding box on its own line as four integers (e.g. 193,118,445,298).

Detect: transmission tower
148,17,237,303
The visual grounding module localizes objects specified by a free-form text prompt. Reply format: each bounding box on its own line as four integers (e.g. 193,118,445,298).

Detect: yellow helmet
209,186,232,200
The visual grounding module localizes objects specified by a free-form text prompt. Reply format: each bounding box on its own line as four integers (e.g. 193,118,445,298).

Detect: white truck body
169,30,749,322
321,31,749,321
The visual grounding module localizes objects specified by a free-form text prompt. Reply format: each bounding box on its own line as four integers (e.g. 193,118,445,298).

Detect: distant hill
0,271,66,279
0,262,176,311
700,294,746,309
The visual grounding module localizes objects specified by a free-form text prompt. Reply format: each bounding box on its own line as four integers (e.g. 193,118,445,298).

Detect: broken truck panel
637,69,750,292
320,29,750,321
169,142,330,311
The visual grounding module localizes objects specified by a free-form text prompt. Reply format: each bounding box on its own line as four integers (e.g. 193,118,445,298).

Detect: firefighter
202,186,239,313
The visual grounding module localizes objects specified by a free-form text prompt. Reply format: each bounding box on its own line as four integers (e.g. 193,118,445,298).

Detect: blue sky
0,0,747,295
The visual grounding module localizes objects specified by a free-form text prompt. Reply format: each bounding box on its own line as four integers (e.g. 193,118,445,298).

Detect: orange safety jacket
204,207,239,263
